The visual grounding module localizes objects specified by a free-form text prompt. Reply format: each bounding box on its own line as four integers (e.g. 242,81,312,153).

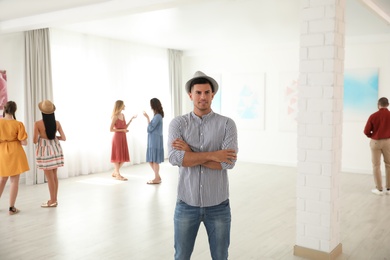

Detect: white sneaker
371,189,383,195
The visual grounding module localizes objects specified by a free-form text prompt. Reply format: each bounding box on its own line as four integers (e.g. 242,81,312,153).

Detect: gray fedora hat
185,71,219,94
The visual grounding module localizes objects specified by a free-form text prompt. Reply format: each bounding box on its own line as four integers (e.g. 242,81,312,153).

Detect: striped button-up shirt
168,111,238,207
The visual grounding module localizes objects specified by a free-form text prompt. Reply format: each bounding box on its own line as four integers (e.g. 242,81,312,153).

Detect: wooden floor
0,162,389,260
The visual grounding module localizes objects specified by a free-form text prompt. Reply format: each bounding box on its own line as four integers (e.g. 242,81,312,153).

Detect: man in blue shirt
168,71,238,260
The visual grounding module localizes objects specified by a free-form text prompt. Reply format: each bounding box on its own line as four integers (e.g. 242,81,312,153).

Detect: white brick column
294,0,344,259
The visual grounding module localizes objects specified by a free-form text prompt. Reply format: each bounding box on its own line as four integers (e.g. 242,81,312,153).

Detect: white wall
343,40,390,173
0,32,28,182
0,32,25,119
182,39,390,174
2,31,390,175
182,45,300,167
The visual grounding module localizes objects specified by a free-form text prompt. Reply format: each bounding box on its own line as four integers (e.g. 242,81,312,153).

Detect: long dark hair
42,113,56,140
150,98,164,118
3,101,17,119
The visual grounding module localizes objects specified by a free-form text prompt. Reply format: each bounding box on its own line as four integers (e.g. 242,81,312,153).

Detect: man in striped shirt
364,97,390,195
168,71,238,260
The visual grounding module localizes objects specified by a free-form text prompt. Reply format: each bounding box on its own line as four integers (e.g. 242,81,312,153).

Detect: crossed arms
168,115,238,170
171,138,237,170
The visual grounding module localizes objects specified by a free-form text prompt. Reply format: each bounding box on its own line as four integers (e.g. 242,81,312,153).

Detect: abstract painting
278,68,379,131
210,73,221,114
279,72,299,132
0,70,7,118
225,73,265,130
344,68,379,121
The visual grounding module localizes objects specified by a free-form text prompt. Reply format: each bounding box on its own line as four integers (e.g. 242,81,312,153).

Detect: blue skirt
146,133,164,163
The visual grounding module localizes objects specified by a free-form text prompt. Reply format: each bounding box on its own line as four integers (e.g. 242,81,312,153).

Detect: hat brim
38,102,56,114
185,75,219,94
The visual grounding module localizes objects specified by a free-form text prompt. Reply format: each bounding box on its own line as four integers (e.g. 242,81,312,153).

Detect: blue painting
227,73,265,130
344,68,378,121
237,85,260,119
210,73,221,114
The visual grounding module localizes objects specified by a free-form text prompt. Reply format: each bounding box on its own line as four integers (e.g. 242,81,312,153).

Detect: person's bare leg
114,162,127,180
113,162,123,176
9,175,20,207
118,162,124,172
53,168,59,203
113,162,119,177
44,170,57,204
153,163,161,182
0,176,9,198
148,162,161,183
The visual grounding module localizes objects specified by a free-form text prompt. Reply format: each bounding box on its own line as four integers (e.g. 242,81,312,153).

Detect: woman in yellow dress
0,101,29,215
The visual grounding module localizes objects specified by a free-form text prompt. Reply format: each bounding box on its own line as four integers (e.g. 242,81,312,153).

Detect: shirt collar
191,110,214,120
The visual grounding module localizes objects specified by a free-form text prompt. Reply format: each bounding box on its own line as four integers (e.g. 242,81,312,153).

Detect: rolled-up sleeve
220,118,238,170
168,117,185,166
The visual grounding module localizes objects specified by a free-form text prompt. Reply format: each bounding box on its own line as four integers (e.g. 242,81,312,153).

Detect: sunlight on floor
76,177,126,186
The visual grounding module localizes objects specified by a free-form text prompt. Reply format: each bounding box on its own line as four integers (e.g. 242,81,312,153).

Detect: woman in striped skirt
33,100,66,208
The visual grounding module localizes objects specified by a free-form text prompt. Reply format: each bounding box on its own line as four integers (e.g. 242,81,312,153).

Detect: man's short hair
378,97,389,107
190,78,214,93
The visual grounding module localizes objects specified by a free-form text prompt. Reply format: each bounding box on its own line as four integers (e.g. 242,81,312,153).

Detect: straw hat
38,100,56,114
185,71,219,94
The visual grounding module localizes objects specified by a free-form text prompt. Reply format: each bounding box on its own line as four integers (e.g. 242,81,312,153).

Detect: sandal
41,201,58,208
115,175,128,181
9,206,19,215
147,179,162,185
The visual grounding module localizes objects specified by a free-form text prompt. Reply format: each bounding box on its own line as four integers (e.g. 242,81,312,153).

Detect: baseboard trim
293,243,342,260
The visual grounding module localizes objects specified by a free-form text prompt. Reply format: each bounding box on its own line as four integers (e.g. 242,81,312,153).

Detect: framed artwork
344,68,379,122
278,68,379,130
210,73,222,114
279,72,299,132
224,73,265,130
0,70,7,118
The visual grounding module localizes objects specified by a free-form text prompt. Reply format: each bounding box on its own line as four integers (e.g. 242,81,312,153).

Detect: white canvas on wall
224,73,265,130
279,72,299,132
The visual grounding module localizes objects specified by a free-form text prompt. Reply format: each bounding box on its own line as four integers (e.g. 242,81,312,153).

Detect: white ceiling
1,0,390,51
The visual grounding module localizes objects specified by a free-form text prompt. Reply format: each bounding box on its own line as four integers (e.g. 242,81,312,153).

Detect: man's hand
172,138,237,165
212,149,237,164
172,138,192,152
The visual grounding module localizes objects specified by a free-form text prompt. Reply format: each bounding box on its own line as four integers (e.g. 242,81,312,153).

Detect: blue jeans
174,199,231,260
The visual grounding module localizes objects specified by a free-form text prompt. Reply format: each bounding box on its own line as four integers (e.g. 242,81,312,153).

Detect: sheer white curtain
50,29,170,178
168,49,183,117
24,28,53,184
